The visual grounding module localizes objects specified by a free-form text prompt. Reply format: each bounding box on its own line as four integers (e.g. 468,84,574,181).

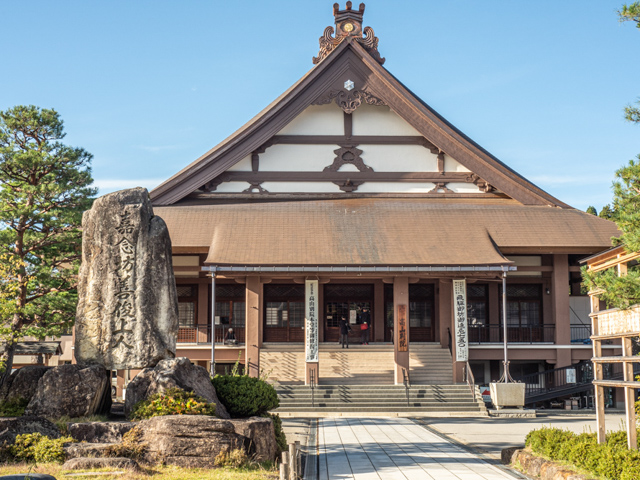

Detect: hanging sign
397,304,408,352
453,279,468,362
305,280,319,363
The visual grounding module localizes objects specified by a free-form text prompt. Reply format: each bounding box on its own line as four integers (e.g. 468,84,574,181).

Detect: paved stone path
317,417,521,480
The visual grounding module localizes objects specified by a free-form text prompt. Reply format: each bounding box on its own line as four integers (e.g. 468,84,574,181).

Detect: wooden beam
592,356,640,363
218,171,478,183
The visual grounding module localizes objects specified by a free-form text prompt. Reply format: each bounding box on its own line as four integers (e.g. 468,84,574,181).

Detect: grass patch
0,463,278,479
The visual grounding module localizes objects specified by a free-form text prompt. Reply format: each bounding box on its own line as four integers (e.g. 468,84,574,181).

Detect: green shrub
8,433,73,463
263,412,287,453
129,387,216,420
212,375,279,417
526,427,640,480
0,397,28,417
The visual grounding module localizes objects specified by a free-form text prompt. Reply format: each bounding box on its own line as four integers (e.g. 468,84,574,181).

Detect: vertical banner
397,304,408,352
453,279,468,362
305,280,319,363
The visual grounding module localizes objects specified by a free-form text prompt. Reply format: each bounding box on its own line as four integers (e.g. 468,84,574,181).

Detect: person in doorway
339,315,350,348
224,328,237,345
360,321,370,345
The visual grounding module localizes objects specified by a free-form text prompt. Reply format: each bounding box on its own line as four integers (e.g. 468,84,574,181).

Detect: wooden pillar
245,276,262,378
394,276,409,384
592,303,606,444
623,337,637,450
197,282,209,343
553,254,571,368
374,280,384,342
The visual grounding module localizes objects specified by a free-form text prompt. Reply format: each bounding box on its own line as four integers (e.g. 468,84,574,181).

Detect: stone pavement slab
317,417,522,480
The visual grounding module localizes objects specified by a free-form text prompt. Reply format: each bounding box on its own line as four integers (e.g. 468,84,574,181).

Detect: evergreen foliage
0,105,96,387
212,374,279,418
586,205,597,215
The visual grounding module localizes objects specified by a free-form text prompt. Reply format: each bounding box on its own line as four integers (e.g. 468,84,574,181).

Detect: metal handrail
464,362,476,402
402,368,410,407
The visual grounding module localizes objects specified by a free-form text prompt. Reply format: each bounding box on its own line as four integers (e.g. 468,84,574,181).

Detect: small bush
212,375,279,417
8,433,73,463
105,425,146,459
263,412,287,453
0,397,28,417
526,427,640,480
130,387,216,420
214,448,251,468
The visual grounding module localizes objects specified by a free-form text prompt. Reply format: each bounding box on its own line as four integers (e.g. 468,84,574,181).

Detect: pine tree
0,105,96,388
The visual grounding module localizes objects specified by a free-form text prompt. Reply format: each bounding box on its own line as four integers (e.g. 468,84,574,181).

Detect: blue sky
1,0,638,211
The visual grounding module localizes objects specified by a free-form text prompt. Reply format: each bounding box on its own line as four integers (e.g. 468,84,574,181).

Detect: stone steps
409,344,454,385
274,384,487,416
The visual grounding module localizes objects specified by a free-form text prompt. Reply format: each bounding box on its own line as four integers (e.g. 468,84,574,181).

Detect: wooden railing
177,325,246,345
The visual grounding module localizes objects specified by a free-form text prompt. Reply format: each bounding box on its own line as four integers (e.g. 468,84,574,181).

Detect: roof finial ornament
312,2,385,65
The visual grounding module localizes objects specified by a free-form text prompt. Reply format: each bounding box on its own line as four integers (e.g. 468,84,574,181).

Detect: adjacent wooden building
152,3,619,386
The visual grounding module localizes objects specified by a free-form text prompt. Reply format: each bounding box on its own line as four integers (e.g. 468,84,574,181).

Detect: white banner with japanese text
453,279,468,362
305,280,319,363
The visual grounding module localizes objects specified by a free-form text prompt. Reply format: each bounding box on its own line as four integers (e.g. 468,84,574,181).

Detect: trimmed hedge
212,375,279,418
525,427,640,480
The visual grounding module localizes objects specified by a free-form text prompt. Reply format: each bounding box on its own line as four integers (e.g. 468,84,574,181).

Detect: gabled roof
151,34,568,207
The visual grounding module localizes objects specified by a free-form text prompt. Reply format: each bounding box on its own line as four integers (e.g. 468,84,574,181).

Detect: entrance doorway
324,284,373,343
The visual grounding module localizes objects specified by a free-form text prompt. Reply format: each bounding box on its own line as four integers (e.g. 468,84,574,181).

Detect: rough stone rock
232,417,278,461
138,415,253,468
62,457,140,471
0,416,60,445
0,365,50,404
68,421,135,443
64,442,116,459
510,449,592,480
500,446,522,465
25,364,111,418
75,187,178,370
124,357,229,419
0,475,57,480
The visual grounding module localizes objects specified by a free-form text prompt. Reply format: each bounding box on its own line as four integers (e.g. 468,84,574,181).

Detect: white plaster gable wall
358,145,437,172
444,154,471,173
352,104,421,136
278,104,344,135
259,144,338,171
227,155,252,172
261,182,341,193
356,182,437,193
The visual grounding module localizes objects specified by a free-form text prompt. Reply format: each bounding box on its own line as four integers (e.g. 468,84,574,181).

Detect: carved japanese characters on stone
75,187,178,369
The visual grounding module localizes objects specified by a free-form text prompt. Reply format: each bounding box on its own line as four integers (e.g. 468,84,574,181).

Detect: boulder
124,357,229,419
75,187,178,370
68,421,134,443
0,365,50,404
0,416,60,445
232,417,278,461
64,443,115,459
138,415,253,468
25,364,111,419
62,457,139,471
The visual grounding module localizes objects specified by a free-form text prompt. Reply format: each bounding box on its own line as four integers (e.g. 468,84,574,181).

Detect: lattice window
264,285,305,298
289,302,305,328
177,285,195,298
500,284,542,326
468,284,488,325
266,302,288,327
409,284,434,299
325,284,373,298
507,285,540,298
178,303,195,326
217,284,246,298
409,284,434,328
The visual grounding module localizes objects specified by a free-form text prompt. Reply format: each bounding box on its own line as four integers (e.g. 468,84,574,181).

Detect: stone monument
75,187,178,369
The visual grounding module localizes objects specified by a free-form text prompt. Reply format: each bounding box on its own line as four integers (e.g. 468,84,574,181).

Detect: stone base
489,382,526,409
488,408,536,418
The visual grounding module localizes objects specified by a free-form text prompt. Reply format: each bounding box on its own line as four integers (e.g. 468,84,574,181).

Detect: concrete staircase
409,344,454,385
274,384,487,417
319,344,394,385
260,344,305,385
